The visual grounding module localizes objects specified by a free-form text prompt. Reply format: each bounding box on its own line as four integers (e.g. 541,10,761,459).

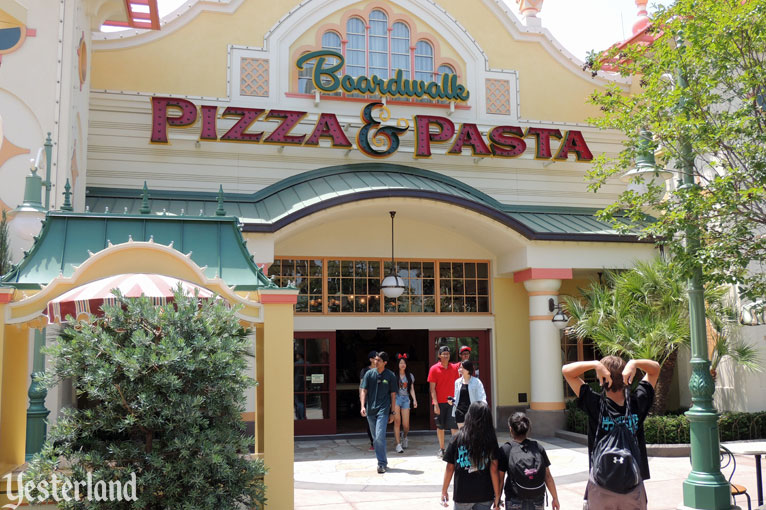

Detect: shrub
566,403,766,444
26,288,266,509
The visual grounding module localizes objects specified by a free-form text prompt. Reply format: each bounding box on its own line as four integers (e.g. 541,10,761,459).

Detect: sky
144,0,661,63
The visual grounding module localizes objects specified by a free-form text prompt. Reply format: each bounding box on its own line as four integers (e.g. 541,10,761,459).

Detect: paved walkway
295,434,760,509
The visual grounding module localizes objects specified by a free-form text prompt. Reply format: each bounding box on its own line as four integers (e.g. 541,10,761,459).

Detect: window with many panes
562,331,602,397
299,32,342,95
270,257,489,314
268,259,324,313
439,262,490,313
298,9,458,102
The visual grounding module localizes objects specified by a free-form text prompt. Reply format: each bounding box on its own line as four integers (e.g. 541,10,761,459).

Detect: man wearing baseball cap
427,345,459,459
459,346,478,378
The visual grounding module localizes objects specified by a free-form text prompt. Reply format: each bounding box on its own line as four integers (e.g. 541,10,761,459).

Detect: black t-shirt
443,440,500,503
456,384,471,420
497,439,550,500
578,380,655,480
360,368,397,414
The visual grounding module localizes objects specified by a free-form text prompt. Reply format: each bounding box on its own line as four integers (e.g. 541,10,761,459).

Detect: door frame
293,331,336,435
427,330,491,430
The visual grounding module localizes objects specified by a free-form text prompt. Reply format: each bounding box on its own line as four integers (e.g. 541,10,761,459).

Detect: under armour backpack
590,389,642,494
503,440,547,500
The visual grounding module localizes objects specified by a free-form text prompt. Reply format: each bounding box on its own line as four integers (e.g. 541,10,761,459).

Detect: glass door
427,330,491,429
294,332,336,435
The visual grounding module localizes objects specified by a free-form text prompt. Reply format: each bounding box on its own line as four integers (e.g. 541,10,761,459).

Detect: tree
584,0,766,300
563,258,760,414
0,209,10,276
26,288,266,509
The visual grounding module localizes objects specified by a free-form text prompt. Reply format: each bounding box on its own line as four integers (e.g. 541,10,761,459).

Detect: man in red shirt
428,345,460,459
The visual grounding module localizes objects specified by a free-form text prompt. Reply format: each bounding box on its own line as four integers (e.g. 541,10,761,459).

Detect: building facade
0,0,708,507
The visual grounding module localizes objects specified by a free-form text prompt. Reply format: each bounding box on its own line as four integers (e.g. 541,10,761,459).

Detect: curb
555,430,691,457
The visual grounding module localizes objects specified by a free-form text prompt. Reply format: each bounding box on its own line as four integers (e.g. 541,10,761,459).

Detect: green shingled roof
85,164,651,242
1,212,273,290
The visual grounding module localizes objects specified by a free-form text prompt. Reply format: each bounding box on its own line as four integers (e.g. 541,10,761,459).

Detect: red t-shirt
427,362,460,404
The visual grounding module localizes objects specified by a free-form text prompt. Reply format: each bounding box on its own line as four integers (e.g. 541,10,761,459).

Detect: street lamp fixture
381,211,406,299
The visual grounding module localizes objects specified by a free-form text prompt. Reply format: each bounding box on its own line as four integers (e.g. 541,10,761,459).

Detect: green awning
1,212,273,290
85,164,652,243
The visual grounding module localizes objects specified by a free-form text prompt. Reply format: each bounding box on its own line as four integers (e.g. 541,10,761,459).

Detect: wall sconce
549,298,570,330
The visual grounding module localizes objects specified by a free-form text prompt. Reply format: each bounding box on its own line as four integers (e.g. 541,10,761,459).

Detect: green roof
85,164,652,243
1,212,274,290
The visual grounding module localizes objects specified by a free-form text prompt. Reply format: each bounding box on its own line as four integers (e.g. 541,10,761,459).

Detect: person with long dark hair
440,401,501,509
451,360,486,429
394,353,418,453
497,412,559,510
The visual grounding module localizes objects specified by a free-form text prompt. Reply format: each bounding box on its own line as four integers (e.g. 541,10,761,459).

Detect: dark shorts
506,497,544,510
435,403,457,430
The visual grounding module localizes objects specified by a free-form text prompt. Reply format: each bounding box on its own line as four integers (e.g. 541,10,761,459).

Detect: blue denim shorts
454,501,493,510
395,394,410,409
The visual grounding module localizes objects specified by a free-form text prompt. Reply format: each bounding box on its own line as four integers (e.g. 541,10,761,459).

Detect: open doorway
335,329,430,434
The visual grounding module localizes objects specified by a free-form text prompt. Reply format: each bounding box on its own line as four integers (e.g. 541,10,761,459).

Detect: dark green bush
565,401,766,444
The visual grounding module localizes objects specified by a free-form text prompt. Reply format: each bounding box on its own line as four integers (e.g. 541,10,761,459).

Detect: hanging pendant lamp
381,211,406,299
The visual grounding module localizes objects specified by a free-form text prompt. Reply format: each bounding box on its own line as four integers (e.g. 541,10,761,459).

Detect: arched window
346,17,366,78
300,12,456,102
414,41,434,82
299,32,342,94
391,22,410,79
368,10,388,79
437,64,454,79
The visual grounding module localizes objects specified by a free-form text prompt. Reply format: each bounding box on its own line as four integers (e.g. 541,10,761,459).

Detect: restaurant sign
150,97,593,161
295,50,470,102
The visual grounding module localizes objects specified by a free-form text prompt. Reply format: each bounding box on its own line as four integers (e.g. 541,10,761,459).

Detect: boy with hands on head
562,357,660,510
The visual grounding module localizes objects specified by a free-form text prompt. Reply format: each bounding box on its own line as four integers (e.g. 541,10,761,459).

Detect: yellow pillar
254,326,265,455
0,321,29,474
261,302,294,510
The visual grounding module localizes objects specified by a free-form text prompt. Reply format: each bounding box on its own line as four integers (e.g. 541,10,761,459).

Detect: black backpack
503,440,547,500
591,389,642,494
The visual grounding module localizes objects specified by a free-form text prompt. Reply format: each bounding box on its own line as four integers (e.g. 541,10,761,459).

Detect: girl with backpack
440,401,501,509
393,353,418,453
497,413,559,510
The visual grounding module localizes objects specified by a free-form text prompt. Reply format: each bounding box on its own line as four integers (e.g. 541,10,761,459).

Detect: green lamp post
673,38,730,509
25,329,49,460
628,33,730,509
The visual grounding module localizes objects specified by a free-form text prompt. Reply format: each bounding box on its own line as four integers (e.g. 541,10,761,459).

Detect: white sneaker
395,443,404,453
402,437,409,449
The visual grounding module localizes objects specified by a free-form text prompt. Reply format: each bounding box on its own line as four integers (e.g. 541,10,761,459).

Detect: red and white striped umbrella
47,273,215,323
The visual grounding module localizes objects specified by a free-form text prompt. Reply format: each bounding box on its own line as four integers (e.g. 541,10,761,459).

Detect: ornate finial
632,0,650,35
516,0,544,24
215,185,226,216
139,181,151,214
61,179,73,211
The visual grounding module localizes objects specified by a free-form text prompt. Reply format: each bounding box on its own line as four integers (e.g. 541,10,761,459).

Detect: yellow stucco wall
91,0,606,123
492,277,529,407
92,2,293,96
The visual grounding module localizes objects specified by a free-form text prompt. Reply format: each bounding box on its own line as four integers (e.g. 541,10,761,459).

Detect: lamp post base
682,476,732,510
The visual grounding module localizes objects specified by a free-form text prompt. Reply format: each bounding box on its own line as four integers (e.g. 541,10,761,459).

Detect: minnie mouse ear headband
397,353,408,359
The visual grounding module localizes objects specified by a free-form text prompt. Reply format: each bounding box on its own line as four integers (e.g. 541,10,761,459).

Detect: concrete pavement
295,434,760,509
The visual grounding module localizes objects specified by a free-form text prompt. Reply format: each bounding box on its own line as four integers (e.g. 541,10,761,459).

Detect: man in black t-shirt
562,356,659,510
360,351,397,473
359,350,378,450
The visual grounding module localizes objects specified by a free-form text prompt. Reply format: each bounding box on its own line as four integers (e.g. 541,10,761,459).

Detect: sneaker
368,444,374,451
437,448,445,459
402,437,409,450
395,443,404,453
377,465,386,474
